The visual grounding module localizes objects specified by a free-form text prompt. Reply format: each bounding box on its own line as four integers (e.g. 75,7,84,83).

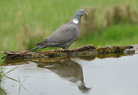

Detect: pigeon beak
85,12,88,15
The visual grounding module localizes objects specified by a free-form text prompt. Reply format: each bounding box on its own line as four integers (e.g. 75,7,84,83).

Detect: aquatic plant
0,54,7,95
0,54,18,95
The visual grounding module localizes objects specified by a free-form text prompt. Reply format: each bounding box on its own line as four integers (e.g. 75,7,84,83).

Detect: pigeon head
73,9,88,24
75,9,88,17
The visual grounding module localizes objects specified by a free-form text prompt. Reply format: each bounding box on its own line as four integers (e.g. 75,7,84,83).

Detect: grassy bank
0,0,138,51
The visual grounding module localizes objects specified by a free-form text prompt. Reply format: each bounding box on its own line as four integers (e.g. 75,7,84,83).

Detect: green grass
74,24,138,48
0,0,138,51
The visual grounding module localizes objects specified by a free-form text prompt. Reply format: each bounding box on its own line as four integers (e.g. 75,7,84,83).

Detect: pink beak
85,12,88,15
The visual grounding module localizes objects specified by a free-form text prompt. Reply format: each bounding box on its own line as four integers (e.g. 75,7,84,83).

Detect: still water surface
4,54,138,95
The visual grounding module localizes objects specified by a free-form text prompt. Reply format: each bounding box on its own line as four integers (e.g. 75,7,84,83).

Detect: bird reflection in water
37,58,91,93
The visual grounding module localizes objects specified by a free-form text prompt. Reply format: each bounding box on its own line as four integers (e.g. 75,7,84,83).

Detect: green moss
96,46,126,54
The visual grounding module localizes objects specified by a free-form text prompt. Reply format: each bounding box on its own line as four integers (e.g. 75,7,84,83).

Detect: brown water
3,54,138,95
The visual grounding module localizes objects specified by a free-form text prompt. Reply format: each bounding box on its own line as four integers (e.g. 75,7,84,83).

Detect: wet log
3,44,137,60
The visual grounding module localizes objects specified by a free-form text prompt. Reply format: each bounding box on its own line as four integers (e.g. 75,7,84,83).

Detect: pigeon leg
62,47,68,49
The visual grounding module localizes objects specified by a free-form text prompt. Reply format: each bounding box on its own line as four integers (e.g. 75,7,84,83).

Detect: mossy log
3,44,137,60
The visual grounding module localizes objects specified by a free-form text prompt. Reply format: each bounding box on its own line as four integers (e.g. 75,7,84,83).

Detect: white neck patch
73,18,79,24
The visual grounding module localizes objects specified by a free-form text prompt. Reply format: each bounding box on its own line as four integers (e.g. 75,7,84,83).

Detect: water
3,54,138,95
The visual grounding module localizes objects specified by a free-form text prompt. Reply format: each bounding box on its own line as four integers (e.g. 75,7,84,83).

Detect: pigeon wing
49,24,77,44
37,24,78,46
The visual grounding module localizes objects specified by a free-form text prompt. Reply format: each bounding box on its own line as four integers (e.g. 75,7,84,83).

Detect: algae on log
3,44,137,60
96,46,133,54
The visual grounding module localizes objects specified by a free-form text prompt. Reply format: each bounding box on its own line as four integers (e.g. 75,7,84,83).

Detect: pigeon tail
36,40,48,46
29,46,45,52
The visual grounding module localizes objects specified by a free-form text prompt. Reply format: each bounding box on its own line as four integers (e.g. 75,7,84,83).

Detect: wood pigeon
29,9,88,52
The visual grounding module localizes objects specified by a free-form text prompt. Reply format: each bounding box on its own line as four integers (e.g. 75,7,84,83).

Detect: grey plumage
29,9,88,52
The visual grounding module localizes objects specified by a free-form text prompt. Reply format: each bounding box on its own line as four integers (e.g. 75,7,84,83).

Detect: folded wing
36,24,78,47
